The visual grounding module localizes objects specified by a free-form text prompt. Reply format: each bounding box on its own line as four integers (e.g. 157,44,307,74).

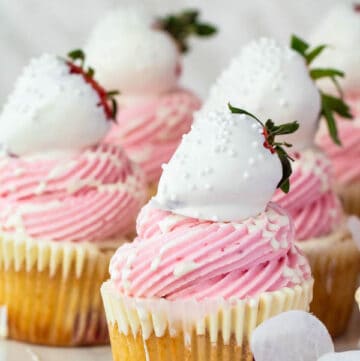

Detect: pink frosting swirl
109,203,311,301
105,89,201,183
317,93,360,185
0,143,147,242
272,149,343,241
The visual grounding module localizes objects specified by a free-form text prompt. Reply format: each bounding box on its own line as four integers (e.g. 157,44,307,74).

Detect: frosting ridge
0,143,146,242
273,149,343,240
110,203,311,300
106,89,200,183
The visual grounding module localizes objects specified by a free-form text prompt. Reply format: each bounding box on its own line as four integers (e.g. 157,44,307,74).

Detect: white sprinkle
35,181,46,195
280,240,288,248
13,168,24,176
150,257,161,271
271,239,280,249
243,172,249,180
204,184,212,191
248,157,255,165
283,267,294,278
173,261,199,278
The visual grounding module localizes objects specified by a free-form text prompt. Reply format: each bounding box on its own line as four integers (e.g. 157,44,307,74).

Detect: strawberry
66,49,119,121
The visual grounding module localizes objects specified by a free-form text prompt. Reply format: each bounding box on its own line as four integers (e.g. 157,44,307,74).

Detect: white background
0,0,358,360
0,0,353,106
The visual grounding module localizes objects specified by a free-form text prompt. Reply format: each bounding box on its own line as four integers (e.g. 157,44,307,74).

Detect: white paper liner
356,288,360,308
101,279,313,346
336,182,360,216
297,225,360,337
0,306,7,338
0,232,122,278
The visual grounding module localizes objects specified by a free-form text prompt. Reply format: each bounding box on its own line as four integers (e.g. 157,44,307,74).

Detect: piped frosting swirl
0,143,146,242
272,149,343,241
106,89,201,183
110,203,311,300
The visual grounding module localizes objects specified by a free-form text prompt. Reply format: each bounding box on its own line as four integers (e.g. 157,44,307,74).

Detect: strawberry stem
290,35,353,145
157,9,217,53
228,103,299,194
65,49,119,122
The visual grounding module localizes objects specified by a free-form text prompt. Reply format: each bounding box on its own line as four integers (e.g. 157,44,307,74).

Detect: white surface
0,342,111,361
0,0,354,105
1,308,360,361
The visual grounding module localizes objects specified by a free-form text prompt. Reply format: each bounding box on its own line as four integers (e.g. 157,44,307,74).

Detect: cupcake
202,37,359,336
85,7,216,194
0,51,147,345
101,106,313,361
312,4,360,216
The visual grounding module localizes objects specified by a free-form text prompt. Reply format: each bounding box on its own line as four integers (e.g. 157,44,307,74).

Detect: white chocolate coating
0,54,110,157
153,110,282,222
202,38,321,151
85,7,180,96
311,3,360,93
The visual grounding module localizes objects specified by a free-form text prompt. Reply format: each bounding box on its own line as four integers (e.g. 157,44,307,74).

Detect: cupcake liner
101,279,313,361
148,182,158,199
356,288,360,309
336,182,360,217
0,233,121,346
298,227,360,337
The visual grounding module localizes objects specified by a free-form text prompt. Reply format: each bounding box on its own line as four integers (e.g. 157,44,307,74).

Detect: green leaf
290,35,309,56
305,45,327,64
196,23,217,36
67,49,85,65
322,93,352,119
228,103,263,124
310,68,344,80
111,98,118,121
227,104,298,194
158,8,217,53
107,90,120,98
268,122,300,136
321,94,341,145
86,67,95,78
276,149,292,193
279,178,290,193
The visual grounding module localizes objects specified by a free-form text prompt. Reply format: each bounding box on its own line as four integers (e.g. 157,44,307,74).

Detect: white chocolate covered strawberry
85,7,216,185
154,105,299,222
0,50,118,157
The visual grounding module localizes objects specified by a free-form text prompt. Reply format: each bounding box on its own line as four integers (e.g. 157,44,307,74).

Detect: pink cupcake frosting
0,143,146,243
317,94,360,185
109,203,311,301
105,89,201,183
272,149,343,241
